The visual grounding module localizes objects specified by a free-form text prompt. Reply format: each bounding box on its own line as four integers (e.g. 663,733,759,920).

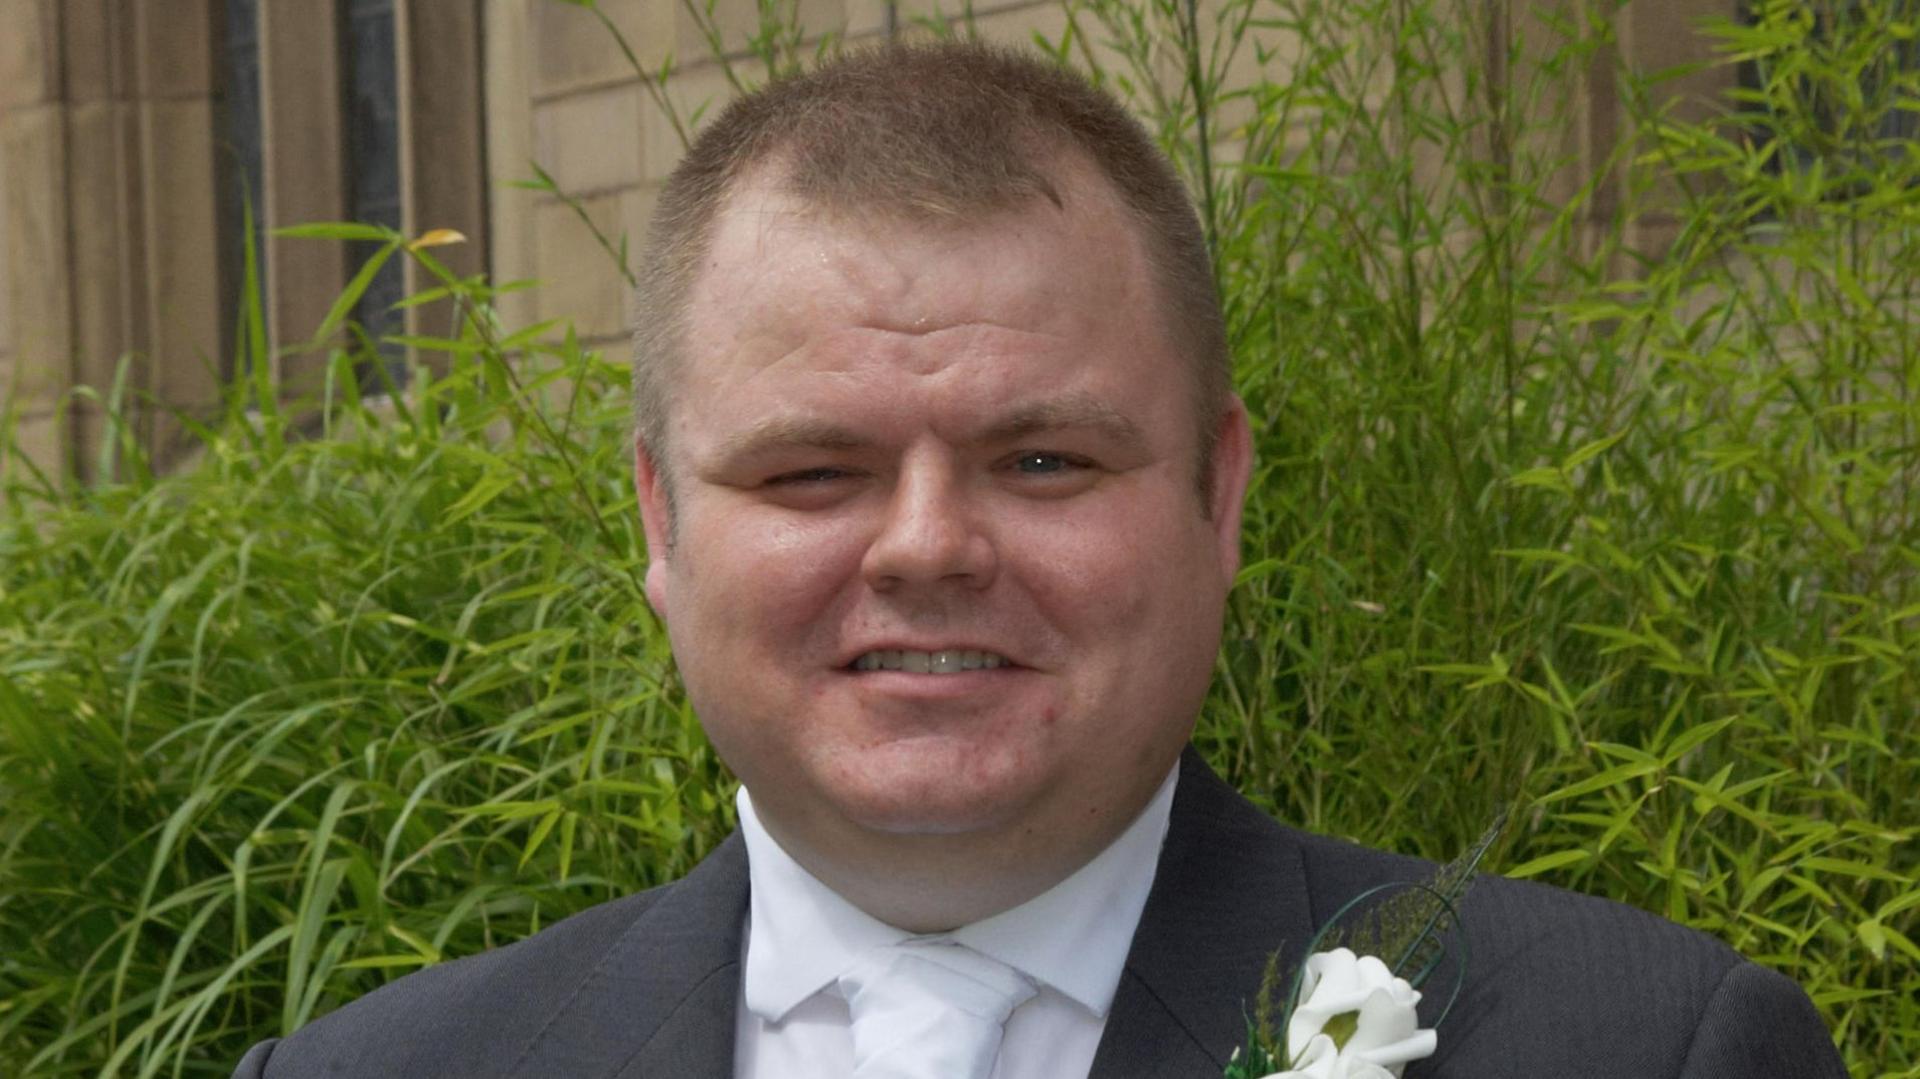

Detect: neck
746,767,1175,932
762,818,1106,932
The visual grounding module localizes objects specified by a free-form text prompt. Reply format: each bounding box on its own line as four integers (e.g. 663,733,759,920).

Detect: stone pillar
131,0,227,464
0,0,227,481
483,0,536,333
0,0,77,479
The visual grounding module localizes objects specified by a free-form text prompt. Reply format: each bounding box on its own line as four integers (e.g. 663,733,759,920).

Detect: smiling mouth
849,649,1009,673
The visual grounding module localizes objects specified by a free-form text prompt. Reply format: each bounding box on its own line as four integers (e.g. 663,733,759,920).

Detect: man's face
635,163,1250,872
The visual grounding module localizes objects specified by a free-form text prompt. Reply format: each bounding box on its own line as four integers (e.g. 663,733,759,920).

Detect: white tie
837,938,1038,1079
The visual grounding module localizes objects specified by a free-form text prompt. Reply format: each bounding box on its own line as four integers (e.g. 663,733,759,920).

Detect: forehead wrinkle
849,319,1070,350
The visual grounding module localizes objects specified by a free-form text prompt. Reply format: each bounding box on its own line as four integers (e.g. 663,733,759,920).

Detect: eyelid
762,465,861,486
758,450,1098,485
1001,449,1096,473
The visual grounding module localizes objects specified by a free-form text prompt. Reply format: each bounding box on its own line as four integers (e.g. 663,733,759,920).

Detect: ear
633,436,675,620
1208,395,1254,588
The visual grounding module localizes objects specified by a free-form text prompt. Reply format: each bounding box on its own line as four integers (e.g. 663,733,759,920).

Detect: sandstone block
534,193,631,342
67,101,144,391
1,104,73,384
535,82,645,195
532,0,672,99
135,0,217,99
60,0,117,103
484,0,536,328
3,406,68,483
674,0,845,64
140,98,224,409
0,0,54,110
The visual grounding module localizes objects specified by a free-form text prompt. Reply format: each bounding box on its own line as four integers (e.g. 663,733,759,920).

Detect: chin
851,812,1002,837
827,760,1034,839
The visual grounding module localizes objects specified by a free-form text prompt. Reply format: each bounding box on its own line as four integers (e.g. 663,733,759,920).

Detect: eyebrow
716,416,874,461
979,394,1148,450
714,392,1148,461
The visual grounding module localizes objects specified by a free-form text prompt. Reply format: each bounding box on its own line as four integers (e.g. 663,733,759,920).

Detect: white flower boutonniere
1224,814,1506,1079
1264,948,1436,1078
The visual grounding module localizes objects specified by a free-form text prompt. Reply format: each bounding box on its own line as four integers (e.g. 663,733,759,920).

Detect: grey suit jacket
235,749,1846,1077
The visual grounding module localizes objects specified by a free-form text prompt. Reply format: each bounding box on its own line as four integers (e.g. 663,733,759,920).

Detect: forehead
681,161,1166,375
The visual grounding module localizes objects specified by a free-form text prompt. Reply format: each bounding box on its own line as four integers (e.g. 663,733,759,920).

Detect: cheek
1014,503,1206,623
1031,549,1146,627
678,507,871,633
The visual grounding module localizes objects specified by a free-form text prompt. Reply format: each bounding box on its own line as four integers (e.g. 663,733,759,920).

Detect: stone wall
483,0,1082,350
0,0,1734,481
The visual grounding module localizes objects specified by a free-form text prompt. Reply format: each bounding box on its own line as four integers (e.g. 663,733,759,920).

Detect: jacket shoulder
1285,828,1841,1078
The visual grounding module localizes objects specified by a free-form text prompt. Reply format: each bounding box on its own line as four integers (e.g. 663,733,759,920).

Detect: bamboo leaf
1507,848,1591,879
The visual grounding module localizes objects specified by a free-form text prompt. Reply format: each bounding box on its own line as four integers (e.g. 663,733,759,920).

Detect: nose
860,459,998,592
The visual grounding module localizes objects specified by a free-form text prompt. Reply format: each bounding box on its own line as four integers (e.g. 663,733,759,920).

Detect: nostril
859,475,998,588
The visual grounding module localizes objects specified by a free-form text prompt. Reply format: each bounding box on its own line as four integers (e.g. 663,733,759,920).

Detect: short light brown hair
632,41,1228,499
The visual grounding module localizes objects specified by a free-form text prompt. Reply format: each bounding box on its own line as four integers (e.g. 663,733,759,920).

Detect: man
236,43,1845,1078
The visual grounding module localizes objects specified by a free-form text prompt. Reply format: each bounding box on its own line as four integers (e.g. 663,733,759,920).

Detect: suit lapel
503,752,1325,1078
510,833,750,1079
1090,749,1319,1079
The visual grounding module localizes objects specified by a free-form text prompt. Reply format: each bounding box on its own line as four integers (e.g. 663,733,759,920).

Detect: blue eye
1014,453,1069,474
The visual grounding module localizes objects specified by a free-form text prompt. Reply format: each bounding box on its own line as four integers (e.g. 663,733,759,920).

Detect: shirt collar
952,766,1177,1017
738,765,1178,1024
738,788,908,1023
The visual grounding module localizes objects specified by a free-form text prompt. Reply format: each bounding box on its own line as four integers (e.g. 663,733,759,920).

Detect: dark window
1736,1,1920,184
341,0,406,387
220,0,268,373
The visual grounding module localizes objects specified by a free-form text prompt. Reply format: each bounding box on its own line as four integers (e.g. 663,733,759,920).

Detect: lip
837,643,1023,669
838,664,1027,705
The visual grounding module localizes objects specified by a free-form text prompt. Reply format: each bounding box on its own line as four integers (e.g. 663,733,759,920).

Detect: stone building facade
0,0,1731,480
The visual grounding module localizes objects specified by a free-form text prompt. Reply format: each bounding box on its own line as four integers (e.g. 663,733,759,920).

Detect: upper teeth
853,650,1006,673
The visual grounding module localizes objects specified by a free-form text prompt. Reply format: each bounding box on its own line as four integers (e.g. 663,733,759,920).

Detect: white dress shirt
733,766,1179,1079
